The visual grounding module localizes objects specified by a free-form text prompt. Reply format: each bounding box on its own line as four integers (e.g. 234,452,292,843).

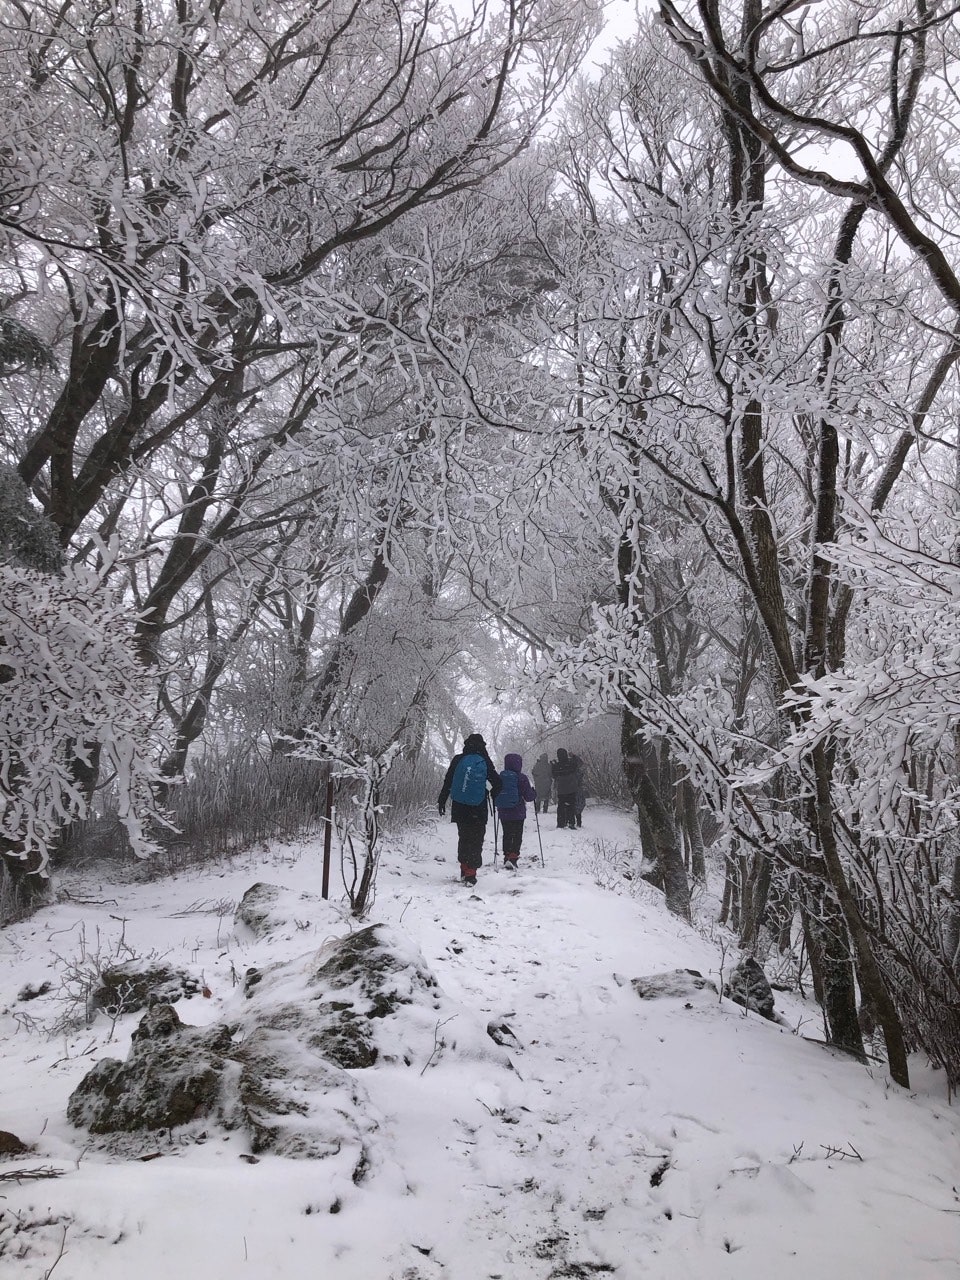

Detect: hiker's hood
463,733,486,754
504,753,522,772
556,748,569,762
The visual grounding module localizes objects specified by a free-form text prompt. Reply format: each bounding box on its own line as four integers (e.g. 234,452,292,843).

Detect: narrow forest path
364,807,960,1280
2,805,960,1280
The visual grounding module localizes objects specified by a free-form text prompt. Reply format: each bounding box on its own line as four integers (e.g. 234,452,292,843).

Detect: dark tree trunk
803,890,863,1059
305,549,391,731
719,856,740,930
680,779,707,882
621,710,691,919
740,850,773,952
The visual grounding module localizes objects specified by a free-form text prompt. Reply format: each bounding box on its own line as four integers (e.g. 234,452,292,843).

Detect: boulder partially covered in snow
67,922,509,1161
241,923,493,1072
631,969,718,1001
66,1002,234,1133
234,881,326,937
723,954,775,1020
89,962,203,1017
0,1130,30,1157
231,1025,376,1162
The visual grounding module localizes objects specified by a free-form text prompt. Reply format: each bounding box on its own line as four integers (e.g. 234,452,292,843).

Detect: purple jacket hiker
496,753,536,820
495,753,536,868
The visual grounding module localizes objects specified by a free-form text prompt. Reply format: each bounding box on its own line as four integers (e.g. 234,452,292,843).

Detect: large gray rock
67,999,375,1171
67,923,499,1165
231,1026,375,1162
631,969,718,1001
66,1003,234,1133
89,962,202,1017
724,955,776,1020
234,881,325,937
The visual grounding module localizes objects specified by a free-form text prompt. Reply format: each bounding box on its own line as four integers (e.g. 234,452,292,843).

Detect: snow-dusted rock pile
723,954,776,1020
89,961,203,1016
234,880,326,938
66,886,511,1167
630,959,777,1021
66,1002,233,1134
630,967,718,1001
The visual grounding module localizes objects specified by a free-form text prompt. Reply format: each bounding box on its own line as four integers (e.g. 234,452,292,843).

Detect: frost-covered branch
0,562,169,872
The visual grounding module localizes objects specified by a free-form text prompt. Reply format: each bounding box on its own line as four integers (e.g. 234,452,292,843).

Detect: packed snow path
2,806,960,1279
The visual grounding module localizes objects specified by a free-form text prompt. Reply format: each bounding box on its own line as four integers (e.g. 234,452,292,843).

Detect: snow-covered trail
371,810,684,1277
369,808,960,1279
2,804,960,1280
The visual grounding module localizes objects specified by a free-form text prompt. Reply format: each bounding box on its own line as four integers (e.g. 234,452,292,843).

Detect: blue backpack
451,753,488,806
495,769,520,810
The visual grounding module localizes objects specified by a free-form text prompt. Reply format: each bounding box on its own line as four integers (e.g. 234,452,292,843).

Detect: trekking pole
533,804,545,867
490,795,499,869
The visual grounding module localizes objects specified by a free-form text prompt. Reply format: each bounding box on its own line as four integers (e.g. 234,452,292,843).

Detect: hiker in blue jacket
495,752,536,870
438,732,501,886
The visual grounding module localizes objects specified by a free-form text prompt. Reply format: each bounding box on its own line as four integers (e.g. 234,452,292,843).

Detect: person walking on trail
571,753,586,828
531,753,552,814
552,747,580,829
438,733,501,886
495,752,537,871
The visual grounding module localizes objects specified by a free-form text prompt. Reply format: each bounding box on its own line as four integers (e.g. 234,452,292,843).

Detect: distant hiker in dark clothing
438,733,501,885
571,754,586,828
495,753,536,870
531,753,552,814
552,748,580,829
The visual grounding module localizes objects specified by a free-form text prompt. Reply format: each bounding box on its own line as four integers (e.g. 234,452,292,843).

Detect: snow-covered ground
2,805,959,1279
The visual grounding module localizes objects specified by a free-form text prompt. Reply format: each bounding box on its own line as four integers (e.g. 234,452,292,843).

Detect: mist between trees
3,0,960,1092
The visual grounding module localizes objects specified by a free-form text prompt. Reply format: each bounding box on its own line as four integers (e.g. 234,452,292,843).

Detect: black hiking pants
456,815,486,870
500,818,524,857
556,795,576,828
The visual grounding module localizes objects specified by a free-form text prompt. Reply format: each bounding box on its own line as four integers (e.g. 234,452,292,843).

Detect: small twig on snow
420,1016,456,1075
0,1165,67,1182
43,1223,69,1278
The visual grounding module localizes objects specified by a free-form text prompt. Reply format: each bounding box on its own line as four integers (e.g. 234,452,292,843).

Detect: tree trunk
680,778,707,882
296,548,391,738
740,850,773,952
808,744,910,1085
719,857,740,930
621,710,691,919
803,888,863,1059
0,843,48,922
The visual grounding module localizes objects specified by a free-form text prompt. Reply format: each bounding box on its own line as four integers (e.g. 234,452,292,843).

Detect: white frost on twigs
0,563,169,872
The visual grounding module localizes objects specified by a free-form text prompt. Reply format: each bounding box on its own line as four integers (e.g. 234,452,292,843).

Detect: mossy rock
67,1003,234,1134
235,882,324,938
234,1025,375,1159
310,924,438,1022
90,962,201,1016
631,969,718,1001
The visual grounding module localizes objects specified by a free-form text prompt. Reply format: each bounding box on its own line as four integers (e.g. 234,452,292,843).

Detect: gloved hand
438,803,446,817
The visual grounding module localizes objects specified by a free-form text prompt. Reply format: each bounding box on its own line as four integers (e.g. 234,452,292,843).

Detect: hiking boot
463,874,477,887
504,858,517,871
